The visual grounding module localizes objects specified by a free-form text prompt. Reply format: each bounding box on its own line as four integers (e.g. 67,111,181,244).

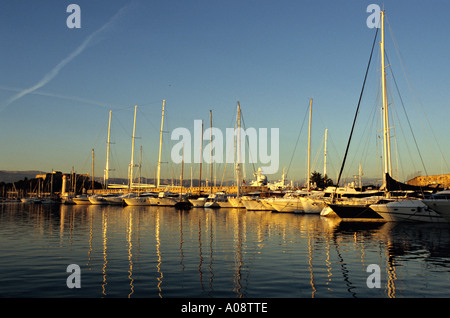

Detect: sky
1,0,449,186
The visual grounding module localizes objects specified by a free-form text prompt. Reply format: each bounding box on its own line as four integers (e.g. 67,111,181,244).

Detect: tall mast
307,98,313,191
324,128,328,177
92,148,95,195
180,143,184,199
236,101,242,198
139,145,142,190
157,100,165,188
129,105,137,189
104,110,112,189
198,120,203,194
381,10,392,178
210,110,213,194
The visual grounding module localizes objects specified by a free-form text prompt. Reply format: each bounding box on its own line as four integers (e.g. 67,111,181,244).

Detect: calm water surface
1,202,450,298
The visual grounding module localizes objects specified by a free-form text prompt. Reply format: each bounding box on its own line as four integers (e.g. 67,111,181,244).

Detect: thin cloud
0,2,134,112
0,85,123,109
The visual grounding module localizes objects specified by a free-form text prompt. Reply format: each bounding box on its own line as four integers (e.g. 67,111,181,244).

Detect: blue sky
1,0,449,185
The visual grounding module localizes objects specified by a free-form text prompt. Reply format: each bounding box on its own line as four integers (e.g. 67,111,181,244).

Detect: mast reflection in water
1,203,450,298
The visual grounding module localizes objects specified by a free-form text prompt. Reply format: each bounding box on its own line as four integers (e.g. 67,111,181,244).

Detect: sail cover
385,173,443,192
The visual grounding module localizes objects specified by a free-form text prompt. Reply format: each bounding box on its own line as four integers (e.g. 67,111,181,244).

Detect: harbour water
1,202,450,299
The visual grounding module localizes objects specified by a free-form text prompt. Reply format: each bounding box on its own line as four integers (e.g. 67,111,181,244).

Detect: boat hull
228,197,245,208
73,197,91,205
327,203,384,221
300,197,326,214
267,198,303,213
150,197,178,206
370,200,445,223
422,200,450,222
242,198,271,211
88,195,108,205
124,197,152,206
189,198,206,207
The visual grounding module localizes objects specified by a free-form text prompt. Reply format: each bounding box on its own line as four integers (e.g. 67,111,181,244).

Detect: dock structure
92,185,269,195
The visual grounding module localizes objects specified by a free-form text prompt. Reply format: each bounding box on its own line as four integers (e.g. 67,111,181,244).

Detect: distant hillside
0,170,45,183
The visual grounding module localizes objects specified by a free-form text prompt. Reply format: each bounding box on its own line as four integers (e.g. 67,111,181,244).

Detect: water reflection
1,203,450,297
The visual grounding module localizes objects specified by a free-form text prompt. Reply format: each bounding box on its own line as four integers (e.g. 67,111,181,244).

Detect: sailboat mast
92,148,95,195
129,105,137,189
180,144,184,198
210,110,213,194
324,128,328,178
105,110,112,189
198,120,203,194
236,101,242,198
307,98,313,191
157,100,165,188
381,10,392,177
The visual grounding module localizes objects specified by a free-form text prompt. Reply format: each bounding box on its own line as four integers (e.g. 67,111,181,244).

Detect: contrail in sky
0,85,122,109
1,3,134,111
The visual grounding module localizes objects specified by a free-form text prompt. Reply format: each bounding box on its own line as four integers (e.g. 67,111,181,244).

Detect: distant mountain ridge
0,170,45,183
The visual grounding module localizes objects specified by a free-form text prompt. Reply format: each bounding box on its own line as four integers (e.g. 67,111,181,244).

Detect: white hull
124,196,152,206
73,196,91,205
260,199,275,211
423,200,450,222
123,197,151,206
89,195,108,205
204,201,220,208
217,200,233,208
122,194,154,206
370,200,445,223
150,197,178,206
189,198,206,207
228,197,245,208
266,197,303,213
300,197,326,214
242,198,271,211
320,206,335,217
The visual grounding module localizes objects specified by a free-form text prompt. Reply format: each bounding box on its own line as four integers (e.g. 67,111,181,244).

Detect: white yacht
149,192,179,206
124,192,156,206
104,193,136,205
370,199,445,223
263,191,308,213
88,195,108,205
227,196,245,208
422,190,450,222
242,196,272,211
188,195,207,207
73,194,91,205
